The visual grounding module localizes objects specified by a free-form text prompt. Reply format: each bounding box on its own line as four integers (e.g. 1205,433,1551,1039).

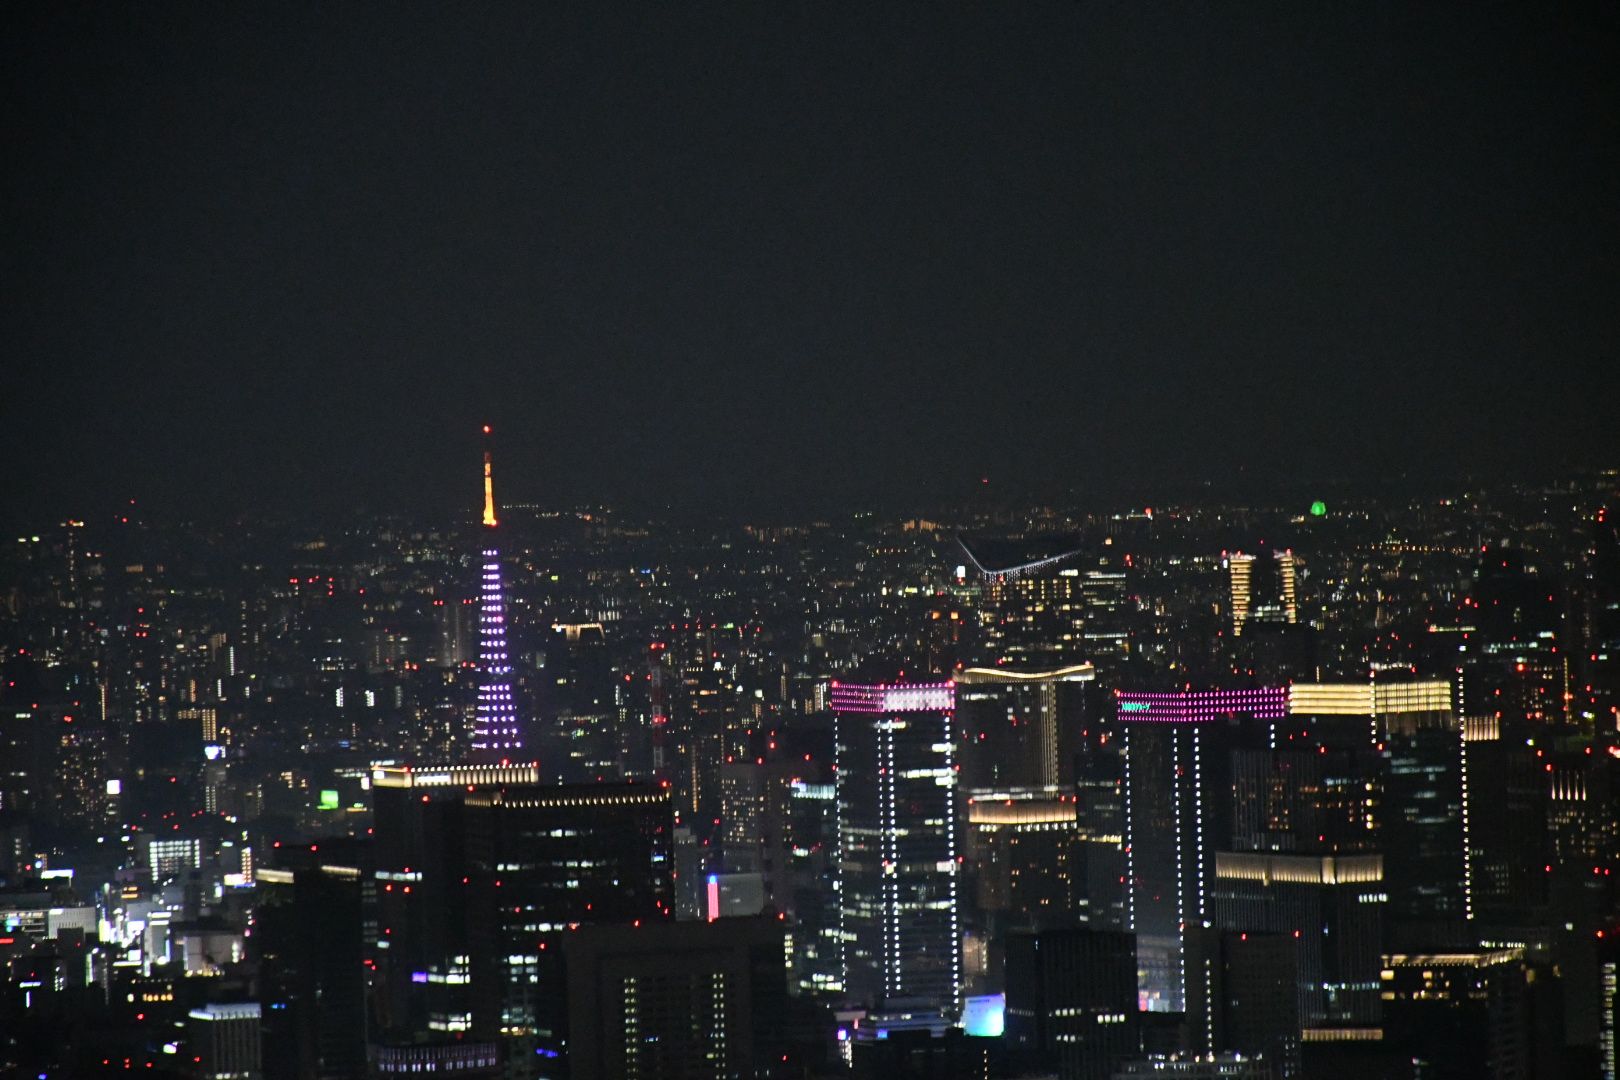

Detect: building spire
481,425,498,528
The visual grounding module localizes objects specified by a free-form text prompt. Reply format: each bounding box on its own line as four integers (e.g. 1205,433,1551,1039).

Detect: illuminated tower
472,428,523,762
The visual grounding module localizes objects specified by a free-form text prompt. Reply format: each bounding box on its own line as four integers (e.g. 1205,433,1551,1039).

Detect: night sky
5,5,1617,523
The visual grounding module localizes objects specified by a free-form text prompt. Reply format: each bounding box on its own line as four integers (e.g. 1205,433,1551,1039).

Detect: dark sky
5,4,1617,523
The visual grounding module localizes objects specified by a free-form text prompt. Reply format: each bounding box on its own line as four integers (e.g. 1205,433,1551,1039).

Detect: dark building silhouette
370,764,672,1068
1184,926,1300,1076
254,849,368,1080
562,915,788,1080
1381,949,1532,1080
1005,926,1139,1080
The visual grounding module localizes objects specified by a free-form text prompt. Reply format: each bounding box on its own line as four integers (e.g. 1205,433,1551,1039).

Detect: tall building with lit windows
1226,550,1299,637
955,663,1097,793
834,679,962,1018
1117,686,1289,1013
958,535,1090,666
562,916,788,1080
472,431,523,762
370,764,673,1067
1289,680,1466,927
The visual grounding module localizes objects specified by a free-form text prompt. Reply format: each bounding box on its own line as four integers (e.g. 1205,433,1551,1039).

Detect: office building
955,663,1096,793
1209,852,1384,1028
958,534,1091,666
1183,926,1300,1075
1118,686,1289,1013
254,847,368,1080
1289,680,1467,927
835,678,962,1017
1381,949,1531,1079
1226,550,1299,637
188,1002,263,1080
1005,926,1140,1080
562,915,788,1080
370,764,673,1065
965,791,1082,933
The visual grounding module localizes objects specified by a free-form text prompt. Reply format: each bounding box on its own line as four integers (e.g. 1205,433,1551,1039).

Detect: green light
1120,701,1151,712
319,789,340,811
1309,500,1327,517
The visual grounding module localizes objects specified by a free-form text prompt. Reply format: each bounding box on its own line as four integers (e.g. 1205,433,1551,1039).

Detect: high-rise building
1458,547,1568,725
1118,686,1289,1013
254,850,367,1080
1464,719,1550,922
965,791,1082,934
187,1002,264,1080
955,663,1096,793
958,535,1091,667
1208,852,1384,1029
719,758,795,914
370,764,673,1066
541,621,617,781
1004,926,1139,1080
1073,722,1129,932
1380,949,1532,1079
472,431,523,762
431,595,477,669
785,775,842,997
1226,550,1299,637
834,679,962,1018
562,916,789,1080
1288,680,1467,928
1183,926,1300,1075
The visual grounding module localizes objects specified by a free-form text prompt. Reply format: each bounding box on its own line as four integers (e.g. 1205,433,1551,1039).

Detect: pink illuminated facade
828,680,955,714
1114,686,1287,724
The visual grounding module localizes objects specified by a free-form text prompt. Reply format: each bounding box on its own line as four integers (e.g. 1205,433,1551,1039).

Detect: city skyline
4,5,1618,1077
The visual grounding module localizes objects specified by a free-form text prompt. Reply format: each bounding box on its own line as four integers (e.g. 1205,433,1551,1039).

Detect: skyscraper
955,663,1096,794
1289,680,1467,927
1118,686,1289,1013
472,429,523,762
1226,550,1299,637
370,763,673,1065
562,916,789,1080
957,534,1090,667
1004,926,1140,1080
834,678,962,1018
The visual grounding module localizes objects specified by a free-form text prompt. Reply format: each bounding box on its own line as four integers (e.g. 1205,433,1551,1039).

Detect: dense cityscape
2,447,1618,1077
7,4,1618,1078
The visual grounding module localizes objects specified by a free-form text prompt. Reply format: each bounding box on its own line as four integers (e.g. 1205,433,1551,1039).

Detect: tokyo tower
471,426,524,761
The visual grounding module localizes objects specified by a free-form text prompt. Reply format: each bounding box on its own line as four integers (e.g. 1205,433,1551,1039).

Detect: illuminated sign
962,994,1005,1037
318,790,340,811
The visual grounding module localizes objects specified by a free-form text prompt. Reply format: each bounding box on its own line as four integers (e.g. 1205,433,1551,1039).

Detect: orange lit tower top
482,424,498,527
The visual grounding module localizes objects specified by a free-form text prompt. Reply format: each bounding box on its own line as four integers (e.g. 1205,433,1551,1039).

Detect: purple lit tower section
471,431,524,762
1114,686,1286,1014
